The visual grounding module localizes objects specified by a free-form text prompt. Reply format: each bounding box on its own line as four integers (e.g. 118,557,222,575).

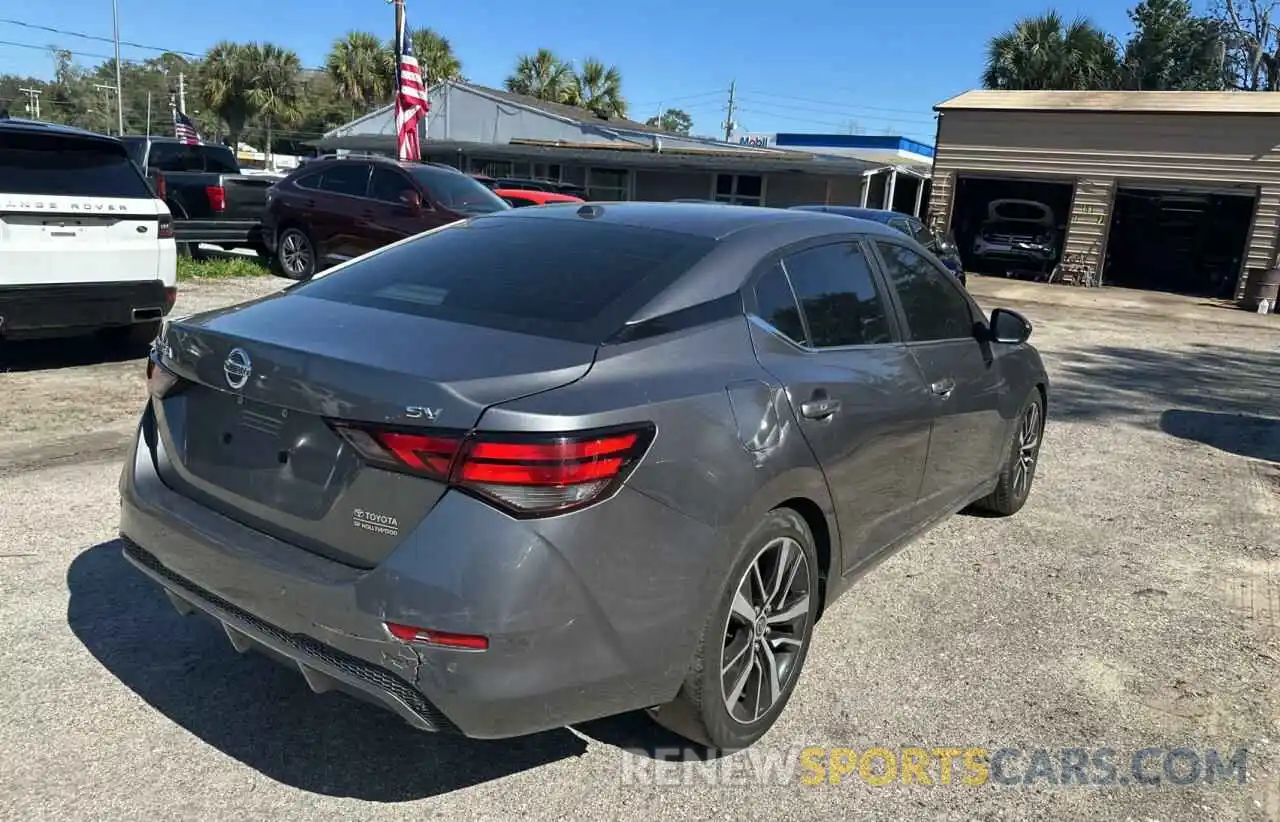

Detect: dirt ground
1,273,1278,821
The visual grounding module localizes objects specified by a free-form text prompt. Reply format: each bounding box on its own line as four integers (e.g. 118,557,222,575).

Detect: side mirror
989,308,1032,345
399,190,422,210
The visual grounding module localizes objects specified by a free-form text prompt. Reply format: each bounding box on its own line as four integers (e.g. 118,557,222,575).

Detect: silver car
121,202,1049,751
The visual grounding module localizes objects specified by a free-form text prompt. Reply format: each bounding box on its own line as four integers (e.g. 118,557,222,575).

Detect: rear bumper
117,406,715,739
174,219,262,246
0,281,173,337
972,240,1055,263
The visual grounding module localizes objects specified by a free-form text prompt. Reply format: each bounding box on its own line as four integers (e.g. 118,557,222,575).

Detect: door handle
800,396,841,420
931,378,957,398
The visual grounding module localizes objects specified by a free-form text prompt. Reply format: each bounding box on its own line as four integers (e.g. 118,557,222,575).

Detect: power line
735,97,935,127
741,88,937,118
736,104,933,140
0,38,115,62
628,89,725,109
0,17,201,58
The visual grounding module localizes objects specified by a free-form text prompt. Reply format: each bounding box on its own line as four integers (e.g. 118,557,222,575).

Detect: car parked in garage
262,156,509,279
970,199,1059,273
789,205,966,284
122,202,1048,751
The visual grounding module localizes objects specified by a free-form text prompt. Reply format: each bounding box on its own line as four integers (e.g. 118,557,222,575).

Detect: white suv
0,117,177,348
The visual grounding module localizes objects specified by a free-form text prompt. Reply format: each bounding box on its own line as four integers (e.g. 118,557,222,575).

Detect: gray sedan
120,202,1048,751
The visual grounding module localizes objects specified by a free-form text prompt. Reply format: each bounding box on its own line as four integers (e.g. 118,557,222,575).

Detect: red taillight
154,173,167,200
163,286,177,312
331,423,654,517
158,216,174,239
206,185,226,212
384,622,489,651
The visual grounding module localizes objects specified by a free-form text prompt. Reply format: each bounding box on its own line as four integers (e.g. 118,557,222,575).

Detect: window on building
874,241,976,342
782,243,892,348
587,168,629,201
469,158,513,178
713,173,764,206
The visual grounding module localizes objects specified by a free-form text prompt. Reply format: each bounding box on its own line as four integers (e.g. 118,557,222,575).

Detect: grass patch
177,255,272,281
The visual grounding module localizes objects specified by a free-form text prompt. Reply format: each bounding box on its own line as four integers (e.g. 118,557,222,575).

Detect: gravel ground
1,275,1278,821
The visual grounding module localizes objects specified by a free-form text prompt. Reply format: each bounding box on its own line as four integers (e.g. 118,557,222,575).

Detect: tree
568,57,627,118
407,27,463,84
1123,0,1228,89
325,31,392,118
982,11,1122,90
645,107,693,134
245,43,303,154
201,42,260,145
504,48,575,102
1212,0,1280,89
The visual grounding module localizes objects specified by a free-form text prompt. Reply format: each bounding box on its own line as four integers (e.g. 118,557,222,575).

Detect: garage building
926,90,1280,299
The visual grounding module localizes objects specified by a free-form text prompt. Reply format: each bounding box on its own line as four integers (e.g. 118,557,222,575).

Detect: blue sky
1,0,1137,143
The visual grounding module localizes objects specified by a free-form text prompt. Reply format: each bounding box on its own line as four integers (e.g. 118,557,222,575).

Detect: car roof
788,204,911,224
496,200,901,242
0,117,122,146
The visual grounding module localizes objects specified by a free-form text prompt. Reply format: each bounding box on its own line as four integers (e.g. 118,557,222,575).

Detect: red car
263,156,509,279
495,189,585,208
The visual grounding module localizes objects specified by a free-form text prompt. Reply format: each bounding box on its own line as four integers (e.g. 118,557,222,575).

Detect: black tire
98,321,160,357
648,507,820,751
276,227,316,280
973,388,1045,516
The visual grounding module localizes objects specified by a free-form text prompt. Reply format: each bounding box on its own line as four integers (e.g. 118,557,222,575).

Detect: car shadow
1160,409,1280,464
0,333,148,373
1049,342,1280,424
67,540,598,800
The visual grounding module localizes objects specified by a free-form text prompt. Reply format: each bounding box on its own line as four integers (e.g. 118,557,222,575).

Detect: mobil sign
735,133,775,148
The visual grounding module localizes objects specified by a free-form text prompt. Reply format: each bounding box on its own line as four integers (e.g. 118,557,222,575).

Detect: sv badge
405,406,443,421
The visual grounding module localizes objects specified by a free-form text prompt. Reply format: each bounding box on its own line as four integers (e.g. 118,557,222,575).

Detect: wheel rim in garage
721,536,811,724
281,232,312,277
1013,402,1042,499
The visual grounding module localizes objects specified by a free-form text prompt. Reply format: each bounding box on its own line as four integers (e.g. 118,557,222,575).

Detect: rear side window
0,132,153,198
147,142,204,172
201,146,240,174
752,263,807,345
875,241,976,342
292,216,717,343
319,164,371,197
781,243,893,348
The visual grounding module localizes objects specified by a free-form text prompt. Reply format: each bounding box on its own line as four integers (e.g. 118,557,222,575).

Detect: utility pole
94,84,118,133
111,0,124,135
18,87,41,120
722,80,737,142
145,91,151,138
177,72,186,112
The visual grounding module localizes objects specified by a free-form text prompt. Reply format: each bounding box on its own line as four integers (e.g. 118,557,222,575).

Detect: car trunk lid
150,293,597,568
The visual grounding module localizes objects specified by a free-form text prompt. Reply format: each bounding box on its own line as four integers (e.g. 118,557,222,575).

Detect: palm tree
568,57,627,118
504,48,575,102
325,31,392,118
407,27,463,84
201,42,257,145
983,12,1121,90
246,43,303,159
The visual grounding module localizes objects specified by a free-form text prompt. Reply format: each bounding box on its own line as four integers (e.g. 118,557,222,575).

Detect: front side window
875,241,976,342
369,167,416,204
409,166,509,214
781,243,893,348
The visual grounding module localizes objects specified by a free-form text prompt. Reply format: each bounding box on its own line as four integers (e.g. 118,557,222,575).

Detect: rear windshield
408,166,510,215
291,215,718,343
0,132,154,198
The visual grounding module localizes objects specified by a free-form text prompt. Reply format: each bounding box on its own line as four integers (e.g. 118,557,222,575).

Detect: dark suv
263,156,509,279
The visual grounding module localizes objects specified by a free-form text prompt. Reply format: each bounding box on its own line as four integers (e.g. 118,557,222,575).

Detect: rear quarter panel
475,316,839,680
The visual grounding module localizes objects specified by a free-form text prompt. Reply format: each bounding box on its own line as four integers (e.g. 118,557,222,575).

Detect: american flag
174,110,201,145
394,11,428,161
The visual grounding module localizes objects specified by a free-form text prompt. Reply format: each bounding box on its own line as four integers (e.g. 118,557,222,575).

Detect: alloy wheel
1012,401,1042,499
720,536,812,725
280,231,313,277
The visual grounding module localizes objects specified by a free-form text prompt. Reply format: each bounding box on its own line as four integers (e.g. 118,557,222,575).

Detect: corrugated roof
935,90,1280,115
464,82,670,134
